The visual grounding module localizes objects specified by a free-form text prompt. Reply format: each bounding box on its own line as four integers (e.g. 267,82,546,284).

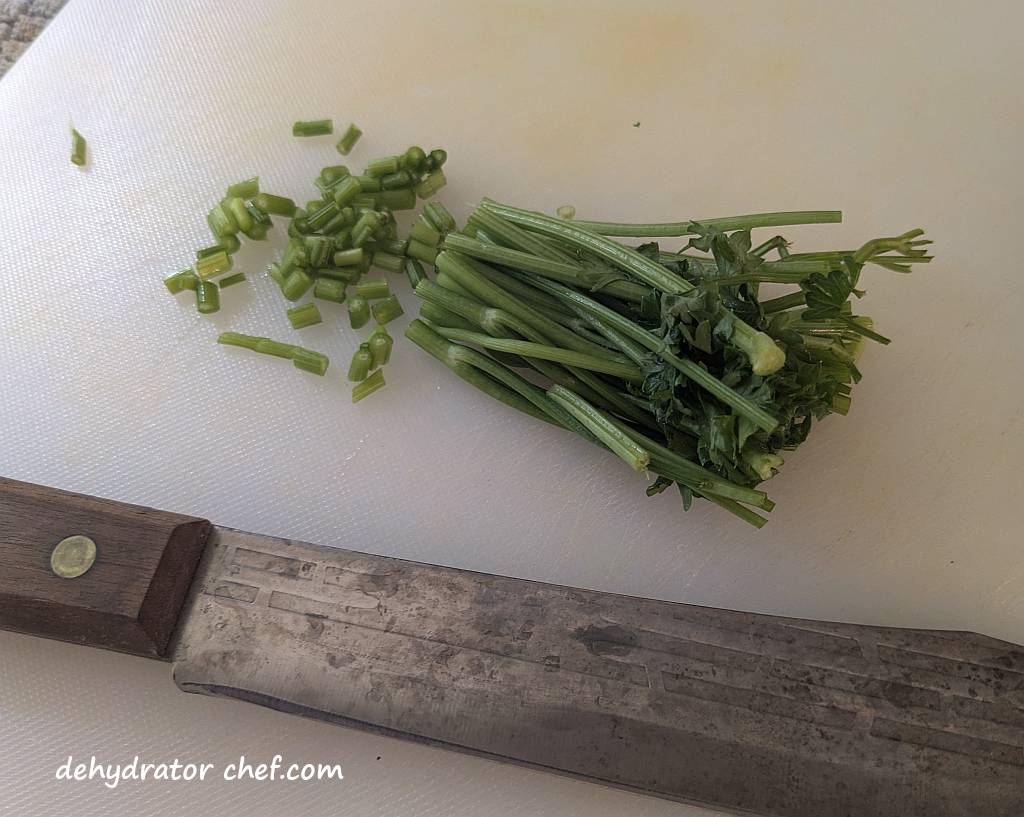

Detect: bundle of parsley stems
406,199,930,527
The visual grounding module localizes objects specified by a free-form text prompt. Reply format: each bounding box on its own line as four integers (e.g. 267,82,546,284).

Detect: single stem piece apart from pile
406,198,929,527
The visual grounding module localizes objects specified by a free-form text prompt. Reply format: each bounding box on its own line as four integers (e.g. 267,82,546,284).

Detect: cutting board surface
1,2,1022,816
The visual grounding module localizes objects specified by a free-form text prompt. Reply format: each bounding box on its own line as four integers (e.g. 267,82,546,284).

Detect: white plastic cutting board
1,1,1022,816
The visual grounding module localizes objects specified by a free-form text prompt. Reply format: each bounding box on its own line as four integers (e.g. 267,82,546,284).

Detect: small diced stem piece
401,145,426,170
292,348,329,376
195,280,220,314
164,269,198,294
356,175,382,192
348,295,370,329
303,234,334,268
195,249,233,280
208,203,238,238
374,238,408,256
556,204,576,220
313,278,347,303
281,268,314,301
407,240,438,264
352,369,385,403
410,220,441,247
415,169,447,199
348,343,373,381
332,175,362,207
219,233,241,254
380,170,414,190
226,177,259,198
378,189,417,210
287,302,322,329
365,156,400,177
218,272,246,288
368,327,393,367
332,248,364,267
320,165,349,183
217,332,261,349
223,196,252,233
372,251,404,273
371,294,404,325
70,127,87,166
423,201,457,233
293,119,333,137
404,257,427,288
336,123,362,155
356,278,390,300
254,193,297,217
306,200,340,232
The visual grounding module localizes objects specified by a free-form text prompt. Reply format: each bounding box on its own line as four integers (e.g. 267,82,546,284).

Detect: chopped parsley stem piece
313,278,346,303
352,369,386,402
287,302,322,329
332,248,364,267
332,176,362,207
423,202,457,233
195,249,232,281
195,279,220,314
372,251,404,273
164,269,197,294
226,177,258,198
281,268,313,301
410,221,441,247
336,123,362,155
355,278,390,300
405,258,428,288
368,327,393,367
406,240,438,264
371,294,404,325
365,156,399,177
348,343,373,381
348,295,370,329
293,119,333,137
292,348,329,376
70,127,87,166
254,193,296,217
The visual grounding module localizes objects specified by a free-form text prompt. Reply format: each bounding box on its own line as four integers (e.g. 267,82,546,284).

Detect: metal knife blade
172,527,1024,817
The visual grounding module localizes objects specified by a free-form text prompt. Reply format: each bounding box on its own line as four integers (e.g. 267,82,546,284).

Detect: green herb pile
163,120,453,401
406,201,930,527
163,125,929,526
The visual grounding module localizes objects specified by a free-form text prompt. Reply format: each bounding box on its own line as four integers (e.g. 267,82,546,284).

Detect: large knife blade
2,478,1022,816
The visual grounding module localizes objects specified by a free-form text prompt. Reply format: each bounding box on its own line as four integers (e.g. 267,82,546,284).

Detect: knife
2,476,1021,816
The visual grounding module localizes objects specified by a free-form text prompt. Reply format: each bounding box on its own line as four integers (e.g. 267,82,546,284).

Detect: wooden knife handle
0,477,211,659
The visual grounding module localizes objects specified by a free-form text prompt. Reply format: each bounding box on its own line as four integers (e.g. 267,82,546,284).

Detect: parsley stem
568,210,843,237
443,233,650,303
405,319,559,426
437,251,613,358
433,327,645,382
548,386,650,471
514,272,780,433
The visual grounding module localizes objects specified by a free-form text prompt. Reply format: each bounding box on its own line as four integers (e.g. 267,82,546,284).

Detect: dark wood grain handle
0,477,211,659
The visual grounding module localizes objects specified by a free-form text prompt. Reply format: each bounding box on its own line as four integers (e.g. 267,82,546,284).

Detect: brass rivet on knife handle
50,535,97,579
